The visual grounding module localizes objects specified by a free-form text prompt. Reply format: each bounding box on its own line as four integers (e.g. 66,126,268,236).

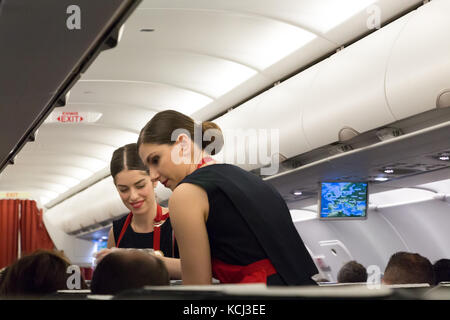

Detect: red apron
116,203,172,256
211,258,277,284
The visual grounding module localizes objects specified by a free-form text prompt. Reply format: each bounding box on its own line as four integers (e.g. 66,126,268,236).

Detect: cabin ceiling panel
0,164,94,180
119,8,319,71
13,154,107,171
139,0,376,35
19,140,116,163
82,49,258,98
0,172,81,189
69,80,212,114
35,125,139,148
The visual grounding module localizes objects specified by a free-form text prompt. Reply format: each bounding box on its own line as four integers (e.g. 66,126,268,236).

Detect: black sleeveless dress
178,163,318,286
112,215,179,258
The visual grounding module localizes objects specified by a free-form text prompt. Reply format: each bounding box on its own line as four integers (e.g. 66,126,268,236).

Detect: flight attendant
137,110,318,286
96,143,180,279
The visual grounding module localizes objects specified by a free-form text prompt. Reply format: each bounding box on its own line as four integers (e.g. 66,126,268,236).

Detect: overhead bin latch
436,90,450,109
338,126,359,142
375,127,403,142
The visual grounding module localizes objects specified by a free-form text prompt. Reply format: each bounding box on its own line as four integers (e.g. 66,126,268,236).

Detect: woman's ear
177,133,192,158
171,133,192,164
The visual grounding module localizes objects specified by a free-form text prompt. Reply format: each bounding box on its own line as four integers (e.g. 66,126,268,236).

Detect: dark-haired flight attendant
137,110,318,285
96,143,180,279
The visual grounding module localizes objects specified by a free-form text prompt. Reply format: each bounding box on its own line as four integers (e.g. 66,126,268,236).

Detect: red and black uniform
112,205,179,258
178,163,318,286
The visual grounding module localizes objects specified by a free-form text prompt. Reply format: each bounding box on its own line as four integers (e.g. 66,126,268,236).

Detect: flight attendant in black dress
96,143,180,279
137,110,318,286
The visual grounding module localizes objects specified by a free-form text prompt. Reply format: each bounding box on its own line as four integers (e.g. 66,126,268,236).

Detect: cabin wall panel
295,210,407,281
379,198,450,263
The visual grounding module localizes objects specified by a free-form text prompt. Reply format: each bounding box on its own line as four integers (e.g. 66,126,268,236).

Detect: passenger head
111,143,157,214
90,249,170,295
383,252,435,285
137,110,223,190
0,250,72,296
337,261,368,283
433,258,450,284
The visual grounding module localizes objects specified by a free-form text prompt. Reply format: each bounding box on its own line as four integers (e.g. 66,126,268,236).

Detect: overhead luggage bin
214,66,319,173
0,0,141,173
214,2,450,171
386,0,450,119
302,14,411,149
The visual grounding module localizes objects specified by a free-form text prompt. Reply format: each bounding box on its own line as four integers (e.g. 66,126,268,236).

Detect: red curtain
0,199,20,269
20,200,54,256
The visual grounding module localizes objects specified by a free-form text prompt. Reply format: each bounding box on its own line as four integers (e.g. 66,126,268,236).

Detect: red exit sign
45,111,102,124
57,112,84,123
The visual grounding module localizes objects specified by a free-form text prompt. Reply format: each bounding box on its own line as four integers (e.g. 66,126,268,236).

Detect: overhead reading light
383,168,394,174
438,153,449,161
374,177,389,182
292,190,303,196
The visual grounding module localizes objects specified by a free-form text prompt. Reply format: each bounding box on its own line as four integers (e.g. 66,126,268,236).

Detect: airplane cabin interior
0,0,449,302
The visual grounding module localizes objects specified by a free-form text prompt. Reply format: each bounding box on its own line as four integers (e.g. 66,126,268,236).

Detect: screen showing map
319,182,368,219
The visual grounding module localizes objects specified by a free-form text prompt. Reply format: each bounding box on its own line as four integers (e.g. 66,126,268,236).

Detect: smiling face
114,170,156,215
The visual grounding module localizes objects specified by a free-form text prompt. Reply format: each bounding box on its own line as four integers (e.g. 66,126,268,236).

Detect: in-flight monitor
319,182,368,220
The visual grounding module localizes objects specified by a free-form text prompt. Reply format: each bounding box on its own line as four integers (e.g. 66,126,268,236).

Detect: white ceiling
0,0,423,207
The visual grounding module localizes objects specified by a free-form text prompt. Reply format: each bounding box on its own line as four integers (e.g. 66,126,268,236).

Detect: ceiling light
438,154,449,161
292,190,303,196
374,177,389,182
383,169,394,174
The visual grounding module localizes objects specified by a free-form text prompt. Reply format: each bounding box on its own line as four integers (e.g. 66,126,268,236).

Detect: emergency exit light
44,111,102,124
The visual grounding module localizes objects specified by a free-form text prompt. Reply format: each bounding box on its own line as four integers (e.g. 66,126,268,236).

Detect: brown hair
137,110,223,156
383,252,435,285
337,260,367,283
90,250,170,294
110,143,149,181
0,250,74,296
